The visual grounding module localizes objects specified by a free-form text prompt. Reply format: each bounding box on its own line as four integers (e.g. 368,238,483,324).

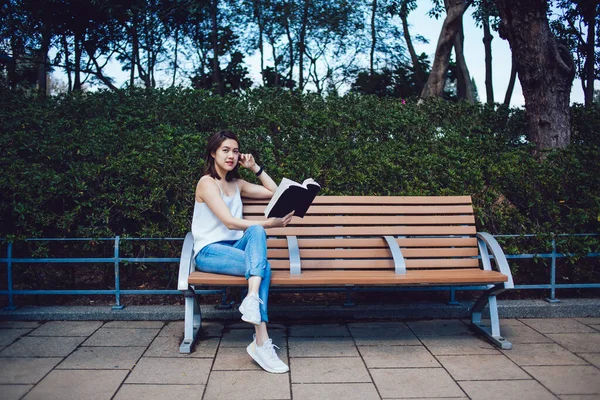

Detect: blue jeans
194,225,271,323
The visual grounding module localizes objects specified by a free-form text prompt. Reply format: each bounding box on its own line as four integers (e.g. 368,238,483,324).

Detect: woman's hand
239,153,258,173
267,211,294,228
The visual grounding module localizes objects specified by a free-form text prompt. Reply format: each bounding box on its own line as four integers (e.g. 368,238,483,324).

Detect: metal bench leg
470,285,512,350
180,289,201,353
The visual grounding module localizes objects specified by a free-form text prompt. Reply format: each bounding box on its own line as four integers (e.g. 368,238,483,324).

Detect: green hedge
1,87,599,242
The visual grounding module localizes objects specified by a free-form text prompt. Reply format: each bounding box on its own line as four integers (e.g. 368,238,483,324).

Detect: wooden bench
178,196,514,353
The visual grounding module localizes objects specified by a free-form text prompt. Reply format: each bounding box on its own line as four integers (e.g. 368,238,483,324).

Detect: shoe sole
241,313,261,325
239,303,261,325
246,343,289,374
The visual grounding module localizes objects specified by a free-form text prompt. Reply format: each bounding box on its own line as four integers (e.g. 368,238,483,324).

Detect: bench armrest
287,236,301,275
178,232,196,291
383,236,406,274
476,232,514,289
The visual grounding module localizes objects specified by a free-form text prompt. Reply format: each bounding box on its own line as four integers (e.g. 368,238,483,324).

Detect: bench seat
189,268,507,286
178,195,514,353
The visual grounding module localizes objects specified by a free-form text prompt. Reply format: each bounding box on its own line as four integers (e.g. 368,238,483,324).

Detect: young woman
191,130,293,374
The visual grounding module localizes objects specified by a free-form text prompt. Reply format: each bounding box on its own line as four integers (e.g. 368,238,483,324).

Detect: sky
53,1,594,107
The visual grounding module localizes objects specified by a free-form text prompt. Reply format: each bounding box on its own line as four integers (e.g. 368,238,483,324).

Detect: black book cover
264,178,321,218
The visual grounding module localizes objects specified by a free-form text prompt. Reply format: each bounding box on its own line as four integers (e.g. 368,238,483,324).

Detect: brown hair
204,130,241,182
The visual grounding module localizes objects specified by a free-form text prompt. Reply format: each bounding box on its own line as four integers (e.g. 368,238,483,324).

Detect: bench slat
265,237,479,248
188,268,506,286
267,247,479,259
244,205,476,215
244,195,473,205
246,215,476,225
268,258,480,270
268,226,477,236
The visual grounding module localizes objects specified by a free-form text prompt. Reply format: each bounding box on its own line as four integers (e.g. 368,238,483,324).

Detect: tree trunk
37,25,51,95
62,34,72,92
400,4,424,91
130,18,138,89
482,4,494,103
73,31,83,91
453,18,475,103
503,55,517,106
298,0,310,91
211,0,223,95
370,0,377,75
583,4,596,107
252,0,265,75
172,27,179,87
420,0,468,99
495,0,575,151
284,21,294,86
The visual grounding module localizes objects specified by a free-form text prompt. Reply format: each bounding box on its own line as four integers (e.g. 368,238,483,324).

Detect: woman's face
212,138,240,173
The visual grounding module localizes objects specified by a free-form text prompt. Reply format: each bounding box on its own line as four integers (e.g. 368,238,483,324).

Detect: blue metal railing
1,234,598,310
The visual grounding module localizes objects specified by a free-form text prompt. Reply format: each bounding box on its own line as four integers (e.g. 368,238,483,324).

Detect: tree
494,0,575,152
551,0,599,107
420,0,475,103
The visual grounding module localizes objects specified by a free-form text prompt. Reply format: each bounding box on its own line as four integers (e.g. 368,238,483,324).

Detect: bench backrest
243,196,480,272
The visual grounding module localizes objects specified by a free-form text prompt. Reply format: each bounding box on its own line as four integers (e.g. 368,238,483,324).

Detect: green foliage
1,87,599,243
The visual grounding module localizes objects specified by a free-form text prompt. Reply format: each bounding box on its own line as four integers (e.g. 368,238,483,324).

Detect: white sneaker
247,336,289,374
239,293,263,325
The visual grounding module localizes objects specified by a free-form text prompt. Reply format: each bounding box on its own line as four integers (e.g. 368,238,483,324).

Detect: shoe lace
262,339,281,360
248,294,264,307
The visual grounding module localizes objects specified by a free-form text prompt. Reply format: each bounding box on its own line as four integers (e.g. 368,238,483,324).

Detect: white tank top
191,178,244,257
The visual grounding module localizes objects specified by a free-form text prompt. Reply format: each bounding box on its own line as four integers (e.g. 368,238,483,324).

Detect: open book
264,178,321,218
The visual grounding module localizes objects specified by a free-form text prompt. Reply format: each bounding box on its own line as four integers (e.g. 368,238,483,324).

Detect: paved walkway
0,317,599,400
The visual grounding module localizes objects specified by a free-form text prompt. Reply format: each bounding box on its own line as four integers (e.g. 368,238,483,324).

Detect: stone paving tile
359,345,440,368
437,354,530,380
370,367,465,398
146,335,219,358
103,321,164,329
578,353,600,368
502,343,591,366
0,384,34,400
0,358,62,384
0,322,40,329
219,328,285,347
348,321,421,346
591,325,600,332
292,383,380,400
28,321,103,337
420,335,499,356
23,369,128,400
56,346,145,369
407,319,471,337
0,328,32,346
546,333,600,353
575,318,600,325
559,396,600,400
82,328,159,347
524,365,600,395
520,318,598,334
288,336,359,357
204,370,290,399
113,384,205,400
289,323,350,337
497,319,555,344
291,357,371,383
458,380,557,400
212,345,288,371
126,357,212,384
0,336,85,357
158,321,223,337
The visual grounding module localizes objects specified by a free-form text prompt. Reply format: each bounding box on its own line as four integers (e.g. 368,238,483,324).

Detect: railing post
112,236,124,310
545,234,560,303
4,242,16,311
